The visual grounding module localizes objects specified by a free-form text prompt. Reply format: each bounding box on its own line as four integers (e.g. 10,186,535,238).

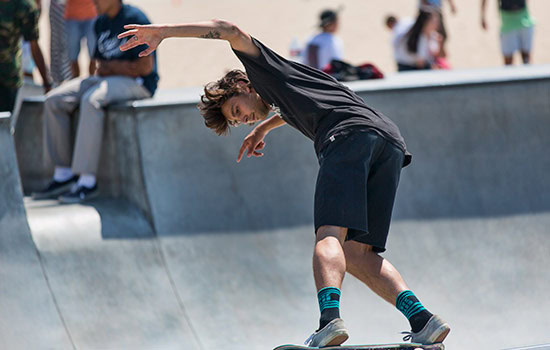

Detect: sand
38,0,550,89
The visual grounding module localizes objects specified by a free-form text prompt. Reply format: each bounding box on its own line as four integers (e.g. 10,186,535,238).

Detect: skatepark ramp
2,65,550,349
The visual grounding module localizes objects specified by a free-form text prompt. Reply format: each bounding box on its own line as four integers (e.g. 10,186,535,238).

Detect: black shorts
314,129,405,252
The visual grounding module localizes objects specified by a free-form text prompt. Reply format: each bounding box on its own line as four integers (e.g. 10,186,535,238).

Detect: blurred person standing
385,15,414,68
49,0,72,85
481,0,535,65
65,0,97,77
303,9,343,70
419,0,456,57
32,0,159,203
394,9,442,72
0,0,51,112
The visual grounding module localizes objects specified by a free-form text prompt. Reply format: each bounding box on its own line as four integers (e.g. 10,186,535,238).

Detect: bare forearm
119,19,258,58
156,20,238,41
30,41,51,90
257,114,286,134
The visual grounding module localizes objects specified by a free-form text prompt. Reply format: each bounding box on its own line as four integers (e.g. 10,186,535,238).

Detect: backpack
323,59,384,82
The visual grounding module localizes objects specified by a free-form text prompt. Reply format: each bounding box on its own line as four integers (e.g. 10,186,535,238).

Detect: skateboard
274,343,445,350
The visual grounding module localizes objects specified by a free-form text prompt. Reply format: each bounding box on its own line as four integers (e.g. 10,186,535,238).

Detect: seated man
32,0,159,203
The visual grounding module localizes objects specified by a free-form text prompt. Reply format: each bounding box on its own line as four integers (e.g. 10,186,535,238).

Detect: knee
44,90,63,112
314,238,344,265
316,225,347,244
80,91,104,111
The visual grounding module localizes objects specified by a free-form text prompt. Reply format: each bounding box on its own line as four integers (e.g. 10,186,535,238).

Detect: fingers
237,142,248,163
117,29,138,39
237,138,266,163
124,24,139,30
119,37,142,52
139,46,156,57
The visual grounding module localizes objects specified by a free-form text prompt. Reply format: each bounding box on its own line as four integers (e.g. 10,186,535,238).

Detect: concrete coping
22,64,550,110
0,112,11,130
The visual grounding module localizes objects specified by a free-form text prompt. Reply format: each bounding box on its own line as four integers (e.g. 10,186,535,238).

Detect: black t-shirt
94,4,159,95
233,38,411,167
499,0,526,11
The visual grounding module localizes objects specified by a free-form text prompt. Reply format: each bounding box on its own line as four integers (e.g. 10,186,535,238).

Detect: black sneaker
58,184,99,204
31,175,79,200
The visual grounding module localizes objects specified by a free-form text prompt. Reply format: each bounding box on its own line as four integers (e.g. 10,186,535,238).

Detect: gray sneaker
402,315,450,345
304,318,349,348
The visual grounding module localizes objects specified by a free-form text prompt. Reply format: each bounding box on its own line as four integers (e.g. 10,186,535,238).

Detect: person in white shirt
393,9,442,71
385,15,415,65
303,9,344,70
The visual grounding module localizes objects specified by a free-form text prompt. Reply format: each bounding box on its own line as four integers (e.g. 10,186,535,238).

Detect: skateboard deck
274,343,444,350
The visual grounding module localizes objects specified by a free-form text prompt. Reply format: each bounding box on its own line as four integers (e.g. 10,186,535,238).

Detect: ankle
318,287,341,330
53,166,74,182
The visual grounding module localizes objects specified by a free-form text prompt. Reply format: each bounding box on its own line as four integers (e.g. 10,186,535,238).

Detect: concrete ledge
111,64,550,108
13,101,154,228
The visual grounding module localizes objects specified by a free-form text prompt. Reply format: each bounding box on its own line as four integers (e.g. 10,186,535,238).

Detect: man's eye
235,107,240,115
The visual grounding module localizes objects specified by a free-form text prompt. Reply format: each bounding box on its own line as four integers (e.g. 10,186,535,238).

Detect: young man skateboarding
118,20,450,347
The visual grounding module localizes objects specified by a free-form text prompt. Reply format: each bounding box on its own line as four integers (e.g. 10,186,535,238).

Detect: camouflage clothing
0,0,39,92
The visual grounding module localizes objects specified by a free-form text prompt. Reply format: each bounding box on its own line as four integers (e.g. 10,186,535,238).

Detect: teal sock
395,290,433,333
317,287,341,330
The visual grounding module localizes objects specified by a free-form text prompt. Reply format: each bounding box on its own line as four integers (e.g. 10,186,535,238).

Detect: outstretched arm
29,40,51,93
118,19,260,57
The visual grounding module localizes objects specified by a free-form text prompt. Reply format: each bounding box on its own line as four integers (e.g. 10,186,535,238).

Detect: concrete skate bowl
2,65,550,350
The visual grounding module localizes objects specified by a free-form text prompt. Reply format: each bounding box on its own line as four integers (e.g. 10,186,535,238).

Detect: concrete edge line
1,114,76,349
155,238,206,350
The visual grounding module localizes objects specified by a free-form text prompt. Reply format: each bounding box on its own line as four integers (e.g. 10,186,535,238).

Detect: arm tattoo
200,30,221,39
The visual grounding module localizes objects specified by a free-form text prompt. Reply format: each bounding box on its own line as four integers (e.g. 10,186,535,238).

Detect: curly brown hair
197,69,251,136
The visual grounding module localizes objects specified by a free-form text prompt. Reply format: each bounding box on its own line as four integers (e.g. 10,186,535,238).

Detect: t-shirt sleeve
232,38,289,80
19,0,39,42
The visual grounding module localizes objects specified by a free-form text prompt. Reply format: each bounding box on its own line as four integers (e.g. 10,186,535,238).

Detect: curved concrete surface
2,66,550,349
0,114,73,349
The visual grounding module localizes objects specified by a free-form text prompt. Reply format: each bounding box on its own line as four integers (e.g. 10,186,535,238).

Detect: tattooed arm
118,19,260,57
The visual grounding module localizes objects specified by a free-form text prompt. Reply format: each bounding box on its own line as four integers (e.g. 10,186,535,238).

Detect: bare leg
71,61,80,78
521,51,531,64
504,55,514,65
313,225,347,291
343,240,408,304
88,60,96,76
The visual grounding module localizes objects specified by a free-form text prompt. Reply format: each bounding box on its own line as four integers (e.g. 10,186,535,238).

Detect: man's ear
235,81,251,93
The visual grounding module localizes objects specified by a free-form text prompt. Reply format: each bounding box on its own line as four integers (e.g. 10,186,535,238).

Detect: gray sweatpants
43,76,151,175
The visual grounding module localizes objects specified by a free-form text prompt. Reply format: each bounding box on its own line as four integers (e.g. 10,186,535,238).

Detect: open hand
237,129,267,163
118,24,163,57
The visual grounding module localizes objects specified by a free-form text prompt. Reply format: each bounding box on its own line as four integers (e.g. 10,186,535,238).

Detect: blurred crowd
292,0,535,80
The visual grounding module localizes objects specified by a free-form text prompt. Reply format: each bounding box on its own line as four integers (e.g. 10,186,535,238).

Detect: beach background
38,0,550,89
